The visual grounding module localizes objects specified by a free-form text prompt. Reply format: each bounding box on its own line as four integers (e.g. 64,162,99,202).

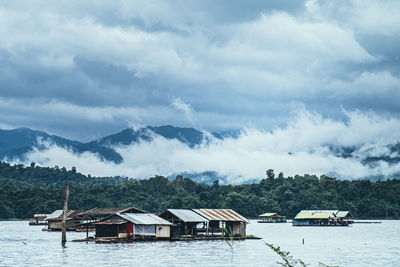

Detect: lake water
0,220,399,266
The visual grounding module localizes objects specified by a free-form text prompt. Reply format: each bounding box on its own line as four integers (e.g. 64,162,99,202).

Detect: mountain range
1,125,400,181
0,126,222,164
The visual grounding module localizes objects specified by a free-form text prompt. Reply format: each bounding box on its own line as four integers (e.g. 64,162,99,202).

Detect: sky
2,1,400,181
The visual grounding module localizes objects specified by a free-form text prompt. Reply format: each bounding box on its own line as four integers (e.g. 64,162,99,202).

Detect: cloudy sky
1,0,399,141
2,1,400,181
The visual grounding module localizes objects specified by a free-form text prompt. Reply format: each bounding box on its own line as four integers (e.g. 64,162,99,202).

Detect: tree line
0,162,399,219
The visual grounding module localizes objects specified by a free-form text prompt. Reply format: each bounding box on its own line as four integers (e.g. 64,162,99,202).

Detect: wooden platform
72,235,261,243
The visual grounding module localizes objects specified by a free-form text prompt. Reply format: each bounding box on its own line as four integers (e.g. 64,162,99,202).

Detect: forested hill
0,162,399,220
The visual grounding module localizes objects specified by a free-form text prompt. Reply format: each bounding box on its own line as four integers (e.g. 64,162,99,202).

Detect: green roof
259,213,280,217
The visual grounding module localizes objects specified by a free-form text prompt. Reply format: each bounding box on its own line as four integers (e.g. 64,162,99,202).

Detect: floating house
93,213,173,239
159,209,209,238
45,210,63,227
293,210,351,226
46,210,83,231
192,209,248,237
332,211,353,224
29,214,49,225
75,207,146,224
258,213,287,223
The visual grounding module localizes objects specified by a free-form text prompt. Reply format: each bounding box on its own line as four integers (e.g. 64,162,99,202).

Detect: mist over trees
0,163,399,219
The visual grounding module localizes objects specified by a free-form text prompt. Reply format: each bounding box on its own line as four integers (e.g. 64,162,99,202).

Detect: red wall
128,223,134,237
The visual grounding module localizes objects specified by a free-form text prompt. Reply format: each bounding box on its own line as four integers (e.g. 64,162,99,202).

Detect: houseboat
93,212,173,240
192,209,248,237
159,209,209,238
258,213,287,223
292,210,353,226
44,210,83,231
29,214,49,225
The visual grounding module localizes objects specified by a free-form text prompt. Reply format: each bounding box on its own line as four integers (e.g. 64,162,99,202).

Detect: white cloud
0,123,14,130
344,0,400,36
170,97,195,127
20,110,400,183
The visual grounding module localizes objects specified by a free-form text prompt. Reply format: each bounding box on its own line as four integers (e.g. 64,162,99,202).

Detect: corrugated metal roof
47,210,84,221
335,211,352,218
165,209,209,223
77,207,146,217
259,213,278,217
294,210,338,220
192,209,248,222
33,214,49,218
118,213,173,226
92,220,126,225
46,210,63,220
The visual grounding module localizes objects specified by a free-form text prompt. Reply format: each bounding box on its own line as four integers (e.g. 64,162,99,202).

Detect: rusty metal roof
33,214,49,219
92,220,127,225
76,207,146,217
192,209,248,222
47,210,84,221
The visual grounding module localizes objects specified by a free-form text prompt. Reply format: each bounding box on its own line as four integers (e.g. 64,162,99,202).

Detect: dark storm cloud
0,0,400,141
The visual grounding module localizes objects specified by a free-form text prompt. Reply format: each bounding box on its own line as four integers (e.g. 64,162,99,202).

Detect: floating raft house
159,209,209,238
258,213,287,223
293,210,353,226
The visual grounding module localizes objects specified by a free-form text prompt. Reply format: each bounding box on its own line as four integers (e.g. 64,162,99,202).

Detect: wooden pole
62,184,69,244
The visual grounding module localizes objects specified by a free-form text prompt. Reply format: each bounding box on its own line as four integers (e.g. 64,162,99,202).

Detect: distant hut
159,209,209,238
192,209,248,237
29,214,49,225
46,210,83,231
44,210,63,229
258,213,286,223
293,210,351,226
93,213,173,240
333,211,353,224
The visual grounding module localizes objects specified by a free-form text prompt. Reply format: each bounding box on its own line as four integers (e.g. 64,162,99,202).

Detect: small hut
192,209,248,237
94,213,173,239
29,214,49,225
258,213,286,223
46,210,83,231
159,209,209,238
332,211,353,224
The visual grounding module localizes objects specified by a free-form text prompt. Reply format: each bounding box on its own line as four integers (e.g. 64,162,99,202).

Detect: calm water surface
0,220,399,266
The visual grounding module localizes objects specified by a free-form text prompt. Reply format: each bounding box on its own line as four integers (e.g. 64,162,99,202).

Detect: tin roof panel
294,210,338,220
47,210,84,221
166,209,209,223
77,207,146,217
335,211,352,218
119,213,173,225
192,209,248,222
46,210,63,220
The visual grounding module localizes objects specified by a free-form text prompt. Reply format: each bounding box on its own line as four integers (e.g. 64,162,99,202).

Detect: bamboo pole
62,184,69,244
